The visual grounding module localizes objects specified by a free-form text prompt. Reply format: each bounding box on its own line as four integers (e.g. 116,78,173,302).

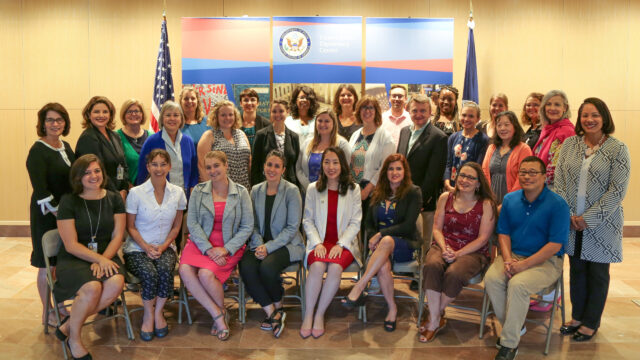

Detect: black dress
75,127,129,193
26,140,75,268
54,191,125,301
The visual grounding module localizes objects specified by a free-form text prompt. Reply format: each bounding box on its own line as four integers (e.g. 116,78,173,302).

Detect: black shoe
495,337,501,349
383,320,396,332
54,316,70,342
409,280,419,291
494,345,518,360
154,325,169,338
559,323,581,335
341,292,367,309
139,329,154,342
66,339,93,360
572,328,597,342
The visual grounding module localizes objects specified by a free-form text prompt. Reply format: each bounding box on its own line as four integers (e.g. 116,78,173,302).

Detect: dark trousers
238,247,291,307
124,249,177,301
569,231,610,329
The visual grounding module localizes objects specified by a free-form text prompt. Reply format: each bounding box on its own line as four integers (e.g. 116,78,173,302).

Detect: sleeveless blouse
442,193,488,257
211,128,251,189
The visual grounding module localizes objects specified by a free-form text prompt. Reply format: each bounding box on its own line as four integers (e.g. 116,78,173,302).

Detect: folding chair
363,214,425,323
42,229,134,360
237,261,306,324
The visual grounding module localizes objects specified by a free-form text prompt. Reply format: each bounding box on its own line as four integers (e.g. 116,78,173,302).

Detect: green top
117,128,152,184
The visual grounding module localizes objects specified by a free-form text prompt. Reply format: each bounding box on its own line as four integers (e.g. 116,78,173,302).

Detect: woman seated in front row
301,147,362,339
123,149,187,341
55,155,126,360
419,162,496,343
239,150,304,338
341,154,422,333
178,151,253,341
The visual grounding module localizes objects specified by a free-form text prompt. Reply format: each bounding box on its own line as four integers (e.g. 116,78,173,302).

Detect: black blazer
243,114,271,134
397,122,447,212
75,126,129,192
251,124,300,186
365,185,423,249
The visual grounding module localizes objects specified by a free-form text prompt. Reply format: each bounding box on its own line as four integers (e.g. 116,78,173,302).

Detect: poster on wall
272,83,360,114
232,84,271,120
181,17,270,103
272,17,362,83
365,18,453,86
183,84,229,116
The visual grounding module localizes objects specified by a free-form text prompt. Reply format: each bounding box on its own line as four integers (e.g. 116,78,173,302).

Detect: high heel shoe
65,339,92,360
54,316,70,342
341,292,367,309
311,328,325,339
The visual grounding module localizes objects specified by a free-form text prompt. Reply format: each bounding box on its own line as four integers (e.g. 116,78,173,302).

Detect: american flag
150,18,174,132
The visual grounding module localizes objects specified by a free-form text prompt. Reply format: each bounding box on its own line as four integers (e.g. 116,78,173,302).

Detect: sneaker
368,277,381,295
495,345,518,360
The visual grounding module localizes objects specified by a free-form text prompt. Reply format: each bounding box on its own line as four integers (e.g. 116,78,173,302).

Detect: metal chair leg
479,289,490,339
120,292,135,340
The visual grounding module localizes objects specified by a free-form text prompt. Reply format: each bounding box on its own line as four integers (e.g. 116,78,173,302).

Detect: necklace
83,197,102,244
584,134,606,157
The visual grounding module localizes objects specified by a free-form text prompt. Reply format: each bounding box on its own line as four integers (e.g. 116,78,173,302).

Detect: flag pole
462,0,478,104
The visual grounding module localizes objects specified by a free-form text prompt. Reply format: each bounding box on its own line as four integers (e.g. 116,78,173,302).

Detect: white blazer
348,127,396,186
302,182,362,267
295,136,352,191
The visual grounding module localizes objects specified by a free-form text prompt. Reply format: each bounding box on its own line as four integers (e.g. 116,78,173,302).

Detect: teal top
117,128,153,184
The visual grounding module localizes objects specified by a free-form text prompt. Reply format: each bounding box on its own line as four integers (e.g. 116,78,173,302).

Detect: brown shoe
419,310,446,332
418,318,447,343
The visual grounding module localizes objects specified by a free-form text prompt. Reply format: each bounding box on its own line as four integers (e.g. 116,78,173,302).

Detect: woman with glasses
117,99,152,184
420,162,496,342
27,103,75,328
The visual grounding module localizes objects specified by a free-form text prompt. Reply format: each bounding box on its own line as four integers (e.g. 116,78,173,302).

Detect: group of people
27,83,630,360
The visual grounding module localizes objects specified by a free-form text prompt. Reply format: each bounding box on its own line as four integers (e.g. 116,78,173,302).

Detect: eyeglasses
518,170,544,177
457,173,478,181
45,118,65,124
126,110,141,115
362,106,375,111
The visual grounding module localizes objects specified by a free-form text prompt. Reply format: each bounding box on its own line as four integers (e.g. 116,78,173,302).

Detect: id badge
117,165,124,180
88,240,98,253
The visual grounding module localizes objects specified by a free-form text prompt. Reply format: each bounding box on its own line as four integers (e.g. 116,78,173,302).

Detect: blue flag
462,22,478,104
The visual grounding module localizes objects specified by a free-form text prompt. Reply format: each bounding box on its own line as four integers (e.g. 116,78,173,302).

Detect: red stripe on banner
365,59,453,72
182,19,270,62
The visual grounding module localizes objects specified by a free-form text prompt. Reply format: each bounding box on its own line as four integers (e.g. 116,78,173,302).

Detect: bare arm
431,192,449,250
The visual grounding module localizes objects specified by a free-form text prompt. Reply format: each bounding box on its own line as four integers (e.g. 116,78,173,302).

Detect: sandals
341,292,367,309
211,310,230,341
270,308,286,338
383,320,396,332
260,316,273,331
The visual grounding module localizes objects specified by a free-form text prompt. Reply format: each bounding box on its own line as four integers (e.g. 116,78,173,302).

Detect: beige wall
1,0,638,225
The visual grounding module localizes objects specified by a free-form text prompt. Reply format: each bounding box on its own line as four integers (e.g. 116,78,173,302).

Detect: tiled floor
1,237,640,359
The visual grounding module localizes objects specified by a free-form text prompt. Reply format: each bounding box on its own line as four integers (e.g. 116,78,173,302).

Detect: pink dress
180,202,246,282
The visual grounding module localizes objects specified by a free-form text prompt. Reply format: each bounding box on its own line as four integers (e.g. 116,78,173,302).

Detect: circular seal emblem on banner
279,28,311,59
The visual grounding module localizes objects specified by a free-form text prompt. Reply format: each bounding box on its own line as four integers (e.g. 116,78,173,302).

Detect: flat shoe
573,329,597,342
559,323,581,335
311,328,325,339
299,328,312,339
154,325,169,338
139,329,154,342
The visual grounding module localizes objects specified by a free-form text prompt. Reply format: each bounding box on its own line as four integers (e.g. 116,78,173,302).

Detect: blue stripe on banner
366,18,452,24
182,67,270,84
273,64,362,83
273,16,361,24
366,68,452,84
182,58,269,71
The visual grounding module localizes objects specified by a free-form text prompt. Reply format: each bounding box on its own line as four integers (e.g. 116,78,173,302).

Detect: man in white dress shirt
381,85,412,146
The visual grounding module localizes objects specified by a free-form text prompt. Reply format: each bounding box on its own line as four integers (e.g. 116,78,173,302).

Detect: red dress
180,201,246,282
307,189,355,269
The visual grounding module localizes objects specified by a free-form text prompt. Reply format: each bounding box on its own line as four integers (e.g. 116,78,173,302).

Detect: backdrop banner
272,16,362,83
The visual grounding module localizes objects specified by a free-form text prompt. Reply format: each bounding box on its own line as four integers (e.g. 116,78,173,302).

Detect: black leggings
569,231,610,329
238,247,291,307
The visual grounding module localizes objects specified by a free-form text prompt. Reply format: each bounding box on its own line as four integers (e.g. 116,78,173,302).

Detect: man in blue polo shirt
485,156,570,360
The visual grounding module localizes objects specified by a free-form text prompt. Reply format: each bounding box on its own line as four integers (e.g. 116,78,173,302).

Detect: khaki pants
484,254,563,349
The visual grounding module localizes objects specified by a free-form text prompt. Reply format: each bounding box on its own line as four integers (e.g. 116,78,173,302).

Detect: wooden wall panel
0,1,25,109
0,110,29,223
22,0,90,110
